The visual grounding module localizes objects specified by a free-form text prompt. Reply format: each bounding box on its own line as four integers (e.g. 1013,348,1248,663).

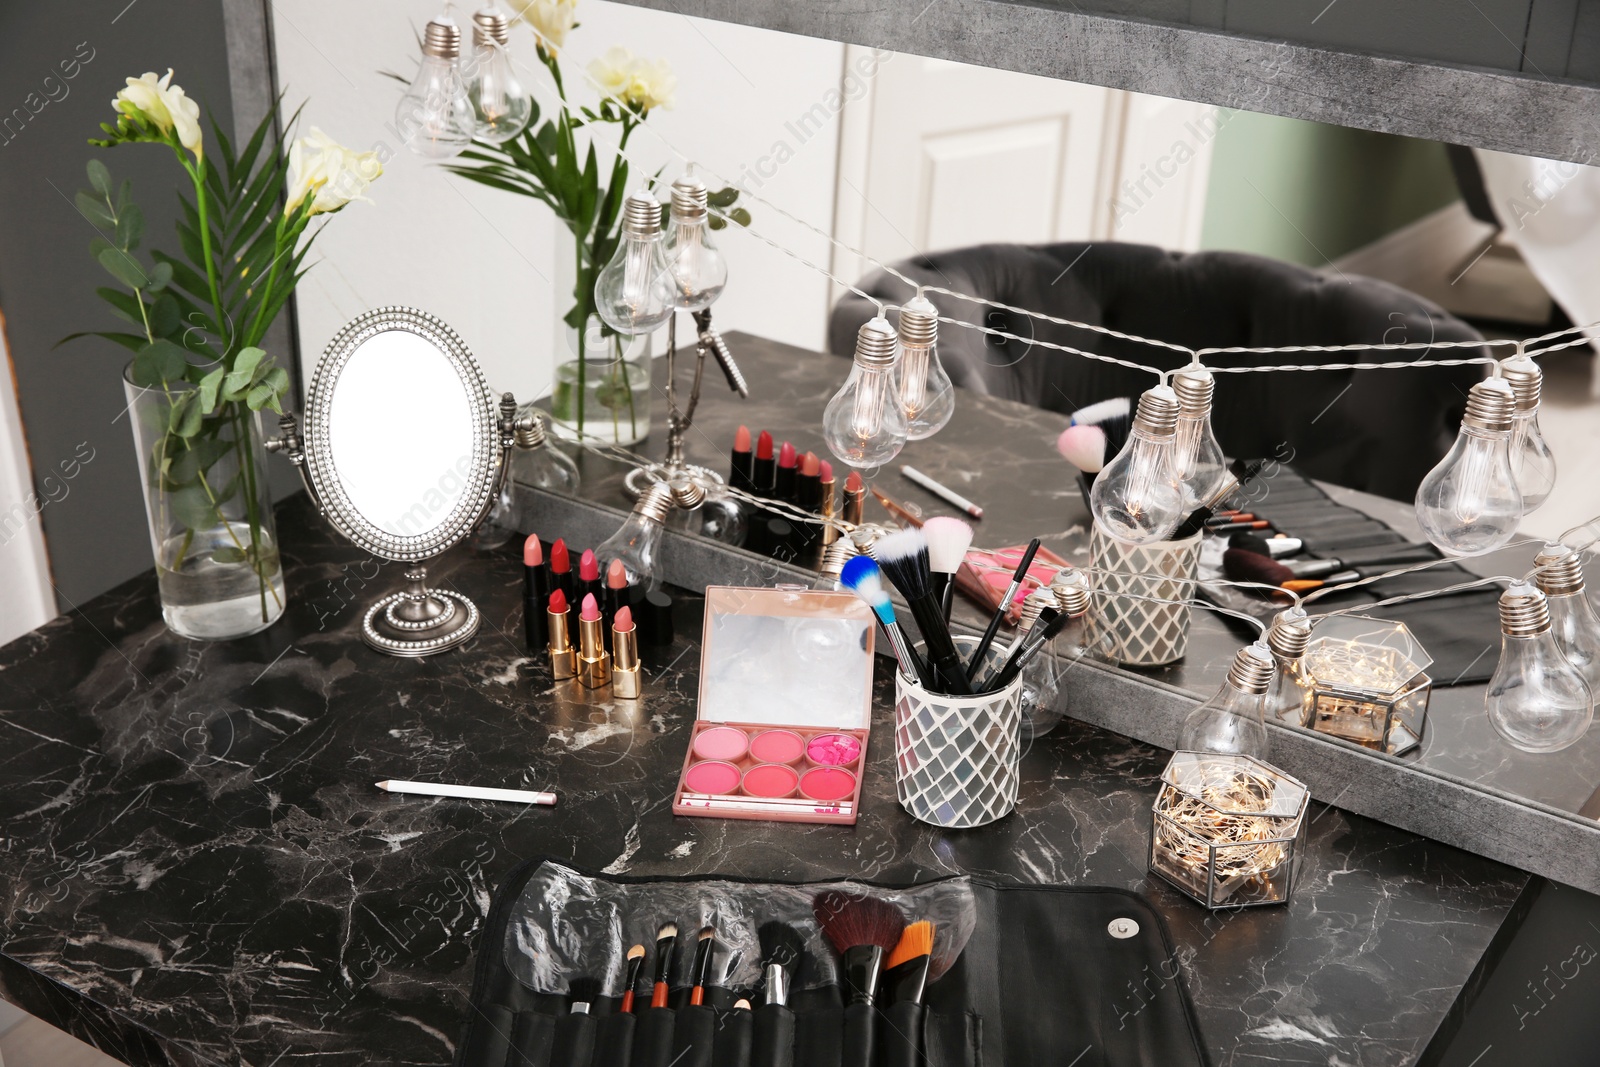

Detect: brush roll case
456,859,1207,1067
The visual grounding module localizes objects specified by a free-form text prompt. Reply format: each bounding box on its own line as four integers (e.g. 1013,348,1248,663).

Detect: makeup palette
674,587,876,824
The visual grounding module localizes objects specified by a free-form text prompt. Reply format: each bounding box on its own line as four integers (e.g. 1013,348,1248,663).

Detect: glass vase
550,314,652,447
124,366,285,640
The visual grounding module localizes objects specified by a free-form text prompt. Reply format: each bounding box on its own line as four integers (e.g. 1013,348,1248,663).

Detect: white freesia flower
587,47,676,112
509,0,578,51
114,69,203,161
286,128,383,216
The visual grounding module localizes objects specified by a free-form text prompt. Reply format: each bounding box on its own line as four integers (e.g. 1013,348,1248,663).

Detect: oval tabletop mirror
270,307,518,656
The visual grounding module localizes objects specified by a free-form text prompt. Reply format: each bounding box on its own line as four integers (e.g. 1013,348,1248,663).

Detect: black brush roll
549,1013,596,1067
672,1004,717,1067
711,1007,753,1067
792,1005,842,1067
630,1007,677,1067
593,1012,636,1067
750,1004,795,1067
877,1002,925,1067
923,1009,981,1067
459,1004,515,1067
839,1001,874,1067
509,1010,556,1067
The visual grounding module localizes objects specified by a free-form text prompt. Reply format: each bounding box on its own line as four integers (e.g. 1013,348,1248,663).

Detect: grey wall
0,0,291,611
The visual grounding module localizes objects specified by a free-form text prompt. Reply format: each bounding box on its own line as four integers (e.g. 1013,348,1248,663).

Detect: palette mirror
270,306,517,656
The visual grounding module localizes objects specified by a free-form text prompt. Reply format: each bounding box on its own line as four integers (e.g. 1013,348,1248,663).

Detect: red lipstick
774,441,798,502
577,547,602,612
753,430,776,497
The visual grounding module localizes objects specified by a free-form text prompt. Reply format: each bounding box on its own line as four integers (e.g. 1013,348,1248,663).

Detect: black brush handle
907,593,972,695
985,610,1074,692
965,538,1040,679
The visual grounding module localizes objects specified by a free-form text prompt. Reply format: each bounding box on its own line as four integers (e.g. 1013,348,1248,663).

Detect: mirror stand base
361,565,481,657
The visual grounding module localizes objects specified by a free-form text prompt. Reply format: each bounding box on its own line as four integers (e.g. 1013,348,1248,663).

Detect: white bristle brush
1068,397,1132,463
1056,424,1108,473
922,515,974,623
870,527,972,695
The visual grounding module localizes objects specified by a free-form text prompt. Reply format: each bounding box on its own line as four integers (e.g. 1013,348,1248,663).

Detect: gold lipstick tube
843,482,864,526
820,474,838,546
548,605,577,680
612,622,641,699
577,613,611,689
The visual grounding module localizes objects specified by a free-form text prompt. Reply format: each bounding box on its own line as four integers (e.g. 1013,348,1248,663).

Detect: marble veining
0,493,1526,1066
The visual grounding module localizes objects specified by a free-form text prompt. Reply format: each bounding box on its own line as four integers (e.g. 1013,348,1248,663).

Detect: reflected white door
832,47,1216,293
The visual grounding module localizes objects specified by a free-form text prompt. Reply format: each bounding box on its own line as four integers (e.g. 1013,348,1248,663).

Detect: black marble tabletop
0,489,1526,1066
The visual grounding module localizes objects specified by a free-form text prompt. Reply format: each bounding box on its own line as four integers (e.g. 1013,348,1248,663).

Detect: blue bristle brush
841,555,932,687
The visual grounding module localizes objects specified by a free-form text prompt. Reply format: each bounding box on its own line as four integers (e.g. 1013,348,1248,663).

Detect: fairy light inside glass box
1148,752,1309,909
1302,616,1432,756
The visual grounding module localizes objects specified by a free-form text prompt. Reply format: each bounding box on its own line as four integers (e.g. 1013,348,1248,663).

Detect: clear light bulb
1501,354,1557,512
661,474,746,547
510,407,580,492
894,293,955,441
1264,607,1312,725
395,17,475,160
596,482,673,589
465,9,532,144
1485,581,1593,752
1170,367,1228,510
1089,384,1185,545
823,317,907,469
1534,543,1600,695
1415,377,1522,556
1179,642,1275,758
664,168,727,311
595,190,677,336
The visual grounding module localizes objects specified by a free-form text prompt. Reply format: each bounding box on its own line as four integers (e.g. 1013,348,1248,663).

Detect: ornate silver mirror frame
268,306,519,657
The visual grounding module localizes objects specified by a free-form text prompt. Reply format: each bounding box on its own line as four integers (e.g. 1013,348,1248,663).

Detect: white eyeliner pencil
375,780,557,806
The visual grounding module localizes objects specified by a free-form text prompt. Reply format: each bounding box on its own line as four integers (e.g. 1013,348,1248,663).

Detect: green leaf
131,339,189,386
115,202,144,250
75,191,115,230
149,293,181,339
727,207,752,227
116,178,132,213
97,245,149,289
211,546,247,564
56,330,148,353
168,483,218,531
708,186,740,208
86,159,112,198
246,366,289,412
708,215,726,231
167,391,203,437
197,366,224,412
223,347,266,398
145,260,173,293
94,286,145,326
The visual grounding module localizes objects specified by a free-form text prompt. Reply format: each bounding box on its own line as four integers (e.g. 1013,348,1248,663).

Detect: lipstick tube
612,613,641,699
548,597,576,681
843,472,865,526
577,612,611,689
819,461,838,547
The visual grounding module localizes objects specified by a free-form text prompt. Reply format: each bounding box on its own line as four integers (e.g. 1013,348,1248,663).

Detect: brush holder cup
1089,524,1203,667
893,636,1025,829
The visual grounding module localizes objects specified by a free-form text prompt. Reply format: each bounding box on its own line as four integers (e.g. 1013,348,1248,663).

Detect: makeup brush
872,527,973,695
966,537,1040,679
651,922,678,1008
922,516,974,623
983,607,1074,692
1068,397,1131,461
814,892,906,1067
1222,548,1295,589
840,555,932,688
568,976,601,1014
688,926,717,1006
884,921,934,1004
1056,423,1109,474
758,921,806,1008
1230,532,1304,559
730,425,755,494
979,604,1060,691
619,944,646,1013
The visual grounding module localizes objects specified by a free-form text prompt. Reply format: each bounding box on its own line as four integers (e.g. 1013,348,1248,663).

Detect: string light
1089,385,1185,545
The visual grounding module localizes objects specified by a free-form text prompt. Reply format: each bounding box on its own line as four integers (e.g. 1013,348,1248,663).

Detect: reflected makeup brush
966,537,1040,679
922,516,974,623
840,555,931,688
774,441,798,503
730,425,755,494
873,527,972,695
814,892,905,1067
844,470,865,526
753,431,776,497
523,534,550,651
758,921,806,1008
884,921,934,1005
619,944,646,1013
651,922,678,1008
602,557,630,652
550,538,575,614
688,926,716,1006
984,607,1073,692
577,548,602,611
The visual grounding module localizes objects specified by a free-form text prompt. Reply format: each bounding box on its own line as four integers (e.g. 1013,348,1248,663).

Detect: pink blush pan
742,763,799,798
749,729,805,765
692,726,750,762
806,733,862,767
800,766,857,802
684,760,742,795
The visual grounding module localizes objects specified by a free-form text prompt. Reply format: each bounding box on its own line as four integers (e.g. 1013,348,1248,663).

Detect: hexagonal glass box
1301,615,1432,756
1148,752,1309,909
